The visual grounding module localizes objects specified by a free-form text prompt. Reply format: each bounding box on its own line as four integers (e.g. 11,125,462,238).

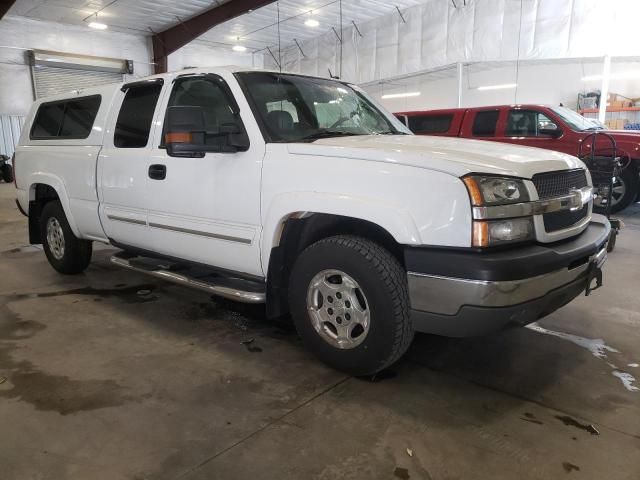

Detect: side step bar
110,253,266,304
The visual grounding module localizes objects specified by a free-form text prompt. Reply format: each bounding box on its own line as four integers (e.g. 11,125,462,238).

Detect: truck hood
287,135,585,178
592,130,640,156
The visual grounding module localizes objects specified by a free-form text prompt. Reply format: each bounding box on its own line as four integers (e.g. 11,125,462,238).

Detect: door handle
148,164,166,180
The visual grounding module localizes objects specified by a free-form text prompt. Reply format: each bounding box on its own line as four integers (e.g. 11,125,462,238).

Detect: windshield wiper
298,130,360,142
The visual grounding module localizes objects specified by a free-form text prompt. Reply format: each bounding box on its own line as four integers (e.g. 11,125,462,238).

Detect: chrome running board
110,253,266,304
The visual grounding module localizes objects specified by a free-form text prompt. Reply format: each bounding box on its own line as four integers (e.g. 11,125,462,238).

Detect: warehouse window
115,83,163,148
408,114,453,134
30,95,101,140
472,110,499,137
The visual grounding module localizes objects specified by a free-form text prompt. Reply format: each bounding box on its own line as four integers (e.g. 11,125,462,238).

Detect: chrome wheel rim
46,217,65,260
306,269,370,349
594,175,626,208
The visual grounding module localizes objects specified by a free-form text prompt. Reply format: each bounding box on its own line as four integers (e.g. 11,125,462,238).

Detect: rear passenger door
461,109,502,140
407,113,456,136
97,79,164,249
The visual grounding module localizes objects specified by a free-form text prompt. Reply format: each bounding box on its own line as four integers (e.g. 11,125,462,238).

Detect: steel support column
151,0,276,74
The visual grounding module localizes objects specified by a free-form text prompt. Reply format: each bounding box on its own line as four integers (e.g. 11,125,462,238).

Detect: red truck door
491,107,575,156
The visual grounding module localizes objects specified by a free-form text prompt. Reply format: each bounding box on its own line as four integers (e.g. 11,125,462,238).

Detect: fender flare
28,173,81,238
261,191,421,274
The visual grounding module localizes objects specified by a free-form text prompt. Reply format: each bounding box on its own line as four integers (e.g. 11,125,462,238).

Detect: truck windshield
236,72,410,142
550,106,603,132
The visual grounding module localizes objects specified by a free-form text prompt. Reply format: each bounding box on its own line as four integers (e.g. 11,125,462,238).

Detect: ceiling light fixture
88,13,107,30
88,21,108,30
381,92,421,99
232,45,247,52
476,83,517,91
305,18,320,27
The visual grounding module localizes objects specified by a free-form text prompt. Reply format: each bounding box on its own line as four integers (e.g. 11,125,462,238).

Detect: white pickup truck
14,66,610,375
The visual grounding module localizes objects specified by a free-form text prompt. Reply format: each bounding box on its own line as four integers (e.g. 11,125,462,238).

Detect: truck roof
31,65,285,103
395,105,553,116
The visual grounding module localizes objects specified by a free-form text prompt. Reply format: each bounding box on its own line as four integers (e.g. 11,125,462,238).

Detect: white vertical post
457,62,463,108
599,55,611,124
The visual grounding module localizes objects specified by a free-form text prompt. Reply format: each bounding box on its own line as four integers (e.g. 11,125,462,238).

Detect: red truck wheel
601,165,639,214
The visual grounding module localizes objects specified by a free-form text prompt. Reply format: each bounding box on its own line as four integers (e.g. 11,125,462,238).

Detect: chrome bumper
408,244,608,317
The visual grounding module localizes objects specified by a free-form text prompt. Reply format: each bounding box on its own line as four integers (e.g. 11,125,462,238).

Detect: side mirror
539,123,562,138
165,106,249,157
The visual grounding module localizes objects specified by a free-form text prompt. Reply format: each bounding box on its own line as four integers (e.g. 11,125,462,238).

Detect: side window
165,77,240,148
408,114,453,134
59,97,102,137
31,103,65,138
506,110,553,137
472,110,500,137
114,83,163,148
30,95,101,140
393,114,408,126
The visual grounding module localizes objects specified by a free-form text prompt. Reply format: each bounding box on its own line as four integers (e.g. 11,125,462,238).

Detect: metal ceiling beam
0,0,17,20
152,0,277,74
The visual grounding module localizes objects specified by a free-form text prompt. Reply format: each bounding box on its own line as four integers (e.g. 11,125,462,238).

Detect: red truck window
506,110,553,137
407,114,453,134
472,110,499,137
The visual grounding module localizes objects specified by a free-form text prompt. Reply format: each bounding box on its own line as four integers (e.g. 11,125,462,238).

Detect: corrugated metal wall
0,115,24,158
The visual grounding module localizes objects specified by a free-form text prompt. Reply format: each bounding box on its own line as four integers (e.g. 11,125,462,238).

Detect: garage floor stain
527,322,639,393
0,293,147,415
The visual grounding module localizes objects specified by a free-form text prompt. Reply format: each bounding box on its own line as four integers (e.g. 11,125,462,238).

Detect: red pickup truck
395,105,640,212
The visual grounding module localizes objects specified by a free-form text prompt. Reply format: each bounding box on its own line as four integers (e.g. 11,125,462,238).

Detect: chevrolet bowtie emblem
568,188,585,210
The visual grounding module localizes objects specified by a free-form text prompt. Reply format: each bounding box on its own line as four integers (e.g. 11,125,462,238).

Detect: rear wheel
289,235,414,375
40,201,92,274
0,163,12,183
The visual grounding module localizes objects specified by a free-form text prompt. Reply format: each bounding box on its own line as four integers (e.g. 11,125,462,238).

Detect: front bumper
406,215,610,337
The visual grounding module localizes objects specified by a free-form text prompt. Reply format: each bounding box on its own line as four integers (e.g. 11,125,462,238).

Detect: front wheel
40,201,92,274
594,164,639,214
289,235,414,376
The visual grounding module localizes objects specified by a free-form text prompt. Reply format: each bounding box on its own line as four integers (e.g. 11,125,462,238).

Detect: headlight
472,217,535,247
463,175,534,247
463,175,530,205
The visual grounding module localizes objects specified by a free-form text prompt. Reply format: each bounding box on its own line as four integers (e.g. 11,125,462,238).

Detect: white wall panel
265,0,640,85
167,41,262,71
0,16,153,116
0,16,264,117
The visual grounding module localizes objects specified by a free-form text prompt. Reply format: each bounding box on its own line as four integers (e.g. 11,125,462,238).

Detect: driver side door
146,73,264,278
495,108,572,155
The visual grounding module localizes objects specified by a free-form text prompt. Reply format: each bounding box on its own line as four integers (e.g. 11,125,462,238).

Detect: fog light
473,217,534,247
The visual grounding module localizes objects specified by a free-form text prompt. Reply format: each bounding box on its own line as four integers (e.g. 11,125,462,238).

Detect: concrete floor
0,183,639,480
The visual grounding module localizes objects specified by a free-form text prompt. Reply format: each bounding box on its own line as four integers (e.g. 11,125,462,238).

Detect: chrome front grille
532,170,590,233
532,169,588,200
542,204,589,232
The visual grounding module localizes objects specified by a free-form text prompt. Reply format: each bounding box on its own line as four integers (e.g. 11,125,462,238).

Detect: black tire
0,163,12,183
606,164,639,214
289,235,414,376
40,201,92,274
